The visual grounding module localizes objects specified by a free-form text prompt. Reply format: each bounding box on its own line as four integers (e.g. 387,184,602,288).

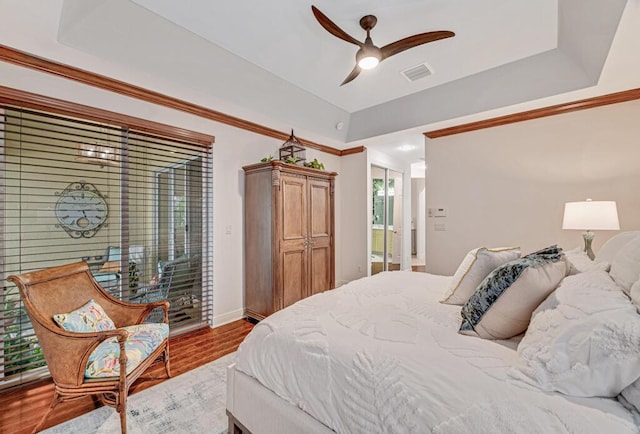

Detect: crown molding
0,44,359,156
0,85,214,146
424,87,640,139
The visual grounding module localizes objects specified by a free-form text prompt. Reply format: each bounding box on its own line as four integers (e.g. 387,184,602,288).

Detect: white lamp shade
562,201,620,230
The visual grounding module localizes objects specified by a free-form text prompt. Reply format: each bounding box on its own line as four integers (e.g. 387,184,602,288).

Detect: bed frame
226,363,334,434
227,233,640,433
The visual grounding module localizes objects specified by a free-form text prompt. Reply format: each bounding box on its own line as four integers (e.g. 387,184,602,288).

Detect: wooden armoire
243,161,337,321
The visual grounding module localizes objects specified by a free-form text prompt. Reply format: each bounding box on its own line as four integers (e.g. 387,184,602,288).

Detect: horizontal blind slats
1,106,213,386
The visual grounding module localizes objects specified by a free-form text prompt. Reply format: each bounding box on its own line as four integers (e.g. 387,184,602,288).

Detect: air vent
401,63,433,82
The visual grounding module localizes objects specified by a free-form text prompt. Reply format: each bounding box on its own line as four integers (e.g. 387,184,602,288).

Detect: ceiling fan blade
311,5,363,47
380,30,454,60
340,65,362,86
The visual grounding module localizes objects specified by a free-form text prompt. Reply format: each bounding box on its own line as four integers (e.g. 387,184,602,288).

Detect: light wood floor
0,319,254,434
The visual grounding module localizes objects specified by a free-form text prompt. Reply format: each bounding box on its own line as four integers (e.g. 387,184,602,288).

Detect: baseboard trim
212,308,245,328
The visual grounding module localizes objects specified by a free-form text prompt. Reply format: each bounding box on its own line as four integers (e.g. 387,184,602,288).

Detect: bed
227,232,640,433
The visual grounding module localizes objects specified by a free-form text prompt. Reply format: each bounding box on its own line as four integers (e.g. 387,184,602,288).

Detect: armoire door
308,177,333,296
280,174,308,308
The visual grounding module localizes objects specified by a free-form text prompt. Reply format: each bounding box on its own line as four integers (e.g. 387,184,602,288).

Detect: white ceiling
130,0,558,113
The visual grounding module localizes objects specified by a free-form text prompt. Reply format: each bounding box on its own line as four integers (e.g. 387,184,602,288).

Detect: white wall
337,151,369,285
411,178,426,261
425,99,640,275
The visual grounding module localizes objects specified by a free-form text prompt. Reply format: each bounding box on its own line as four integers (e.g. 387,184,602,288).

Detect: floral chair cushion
53,299,116,332
85,323,169,378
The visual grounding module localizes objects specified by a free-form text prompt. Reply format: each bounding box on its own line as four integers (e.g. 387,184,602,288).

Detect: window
0,106,213,386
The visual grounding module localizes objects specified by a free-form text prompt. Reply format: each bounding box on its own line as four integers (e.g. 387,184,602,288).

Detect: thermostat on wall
428,207,447,218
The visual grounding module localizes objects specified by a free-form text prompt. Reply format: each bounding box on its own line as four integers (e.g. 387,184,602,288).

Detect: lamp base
583,230,595,261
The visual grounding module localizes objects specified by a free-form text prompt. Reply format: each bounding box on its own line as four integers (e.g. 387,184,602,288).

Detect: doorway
371,166,403,275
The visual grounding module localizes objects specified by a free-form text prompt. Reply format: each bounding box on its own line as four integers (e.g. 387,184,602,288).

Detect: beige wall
425,99,640,275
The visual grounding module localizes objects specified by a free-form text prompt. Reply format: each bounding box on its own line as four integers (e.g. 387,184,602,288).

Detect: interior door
308,177,332,296
280,173,307,308
371,166,386,275
371,165,403,275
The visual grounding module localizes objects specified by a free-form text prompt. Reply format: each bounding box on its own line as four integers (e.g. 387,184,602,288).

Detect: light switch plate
433,207,447,217
428,207,448,218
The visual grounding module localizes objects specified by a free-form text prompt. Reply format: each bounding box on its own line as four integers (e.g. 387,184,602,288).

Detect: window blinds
0,106,213,386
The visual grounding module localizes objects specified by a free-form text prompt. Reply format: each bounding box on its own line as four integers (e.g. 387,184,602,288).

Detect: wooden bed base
226,364,334,434
227,409,253,434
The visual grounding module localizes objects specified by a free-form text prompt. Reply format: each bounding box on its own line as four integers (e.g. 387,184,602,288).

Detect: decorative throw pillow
459,245,567,340
85,323,169,378
609,236,640,295
509,270,640,397
441,246,520,305
53,299,116,333
564,247,610,275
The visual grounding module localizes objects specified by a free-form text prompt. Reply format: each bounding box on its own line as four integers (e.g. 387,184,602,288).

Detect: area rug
43,352,236,434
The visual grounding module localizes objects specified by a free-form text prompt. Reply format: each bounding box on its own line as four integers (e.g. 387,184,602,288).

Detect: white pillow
564,247,610,275
441,246,520,305
596,231,640,264
459,246,567,340
509,270,640,397
609,236,640,295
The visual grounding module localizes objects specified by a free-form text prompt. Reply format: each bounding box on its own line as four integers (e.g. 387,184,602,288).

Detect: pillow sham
509,270,640,397
53,299,116,333
459,245,567,340
609,236,640,295
564,247,610,275
441,246,520,305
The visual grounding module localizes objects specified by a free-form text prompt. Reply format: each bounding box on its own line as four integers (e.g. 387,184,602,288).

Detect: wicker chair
7,261,171,433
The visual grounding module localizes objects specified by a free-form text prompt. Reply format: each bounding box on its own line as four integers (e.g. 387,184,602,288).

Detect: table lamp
562,199,620,260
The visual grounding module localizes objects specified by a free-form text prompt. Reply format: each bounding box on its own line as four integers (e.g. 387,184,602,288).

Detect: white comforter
235,271,639,434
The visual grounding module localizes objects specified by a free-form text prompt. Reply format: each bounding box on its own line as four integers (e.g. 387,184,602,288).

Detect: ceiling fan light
356,46,382,70
358,56,379,70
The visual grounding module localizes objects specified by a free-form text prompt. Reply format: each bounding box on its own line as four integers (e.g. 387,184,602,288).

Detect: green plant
116,261,140,288
284,156,299,164
3,291,45,377
128,261,140,288
303,158,325,170
260,155,274,162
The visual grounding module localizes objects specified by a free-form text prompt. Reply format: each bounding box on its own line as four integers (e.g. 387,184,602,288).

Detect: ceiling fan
311,5,455,86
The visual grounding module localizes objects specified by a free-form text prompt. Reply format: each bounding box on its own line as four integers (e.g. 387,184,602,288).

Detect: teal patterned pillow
85,323,169,378
459,245,567,339
53,299,116,332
